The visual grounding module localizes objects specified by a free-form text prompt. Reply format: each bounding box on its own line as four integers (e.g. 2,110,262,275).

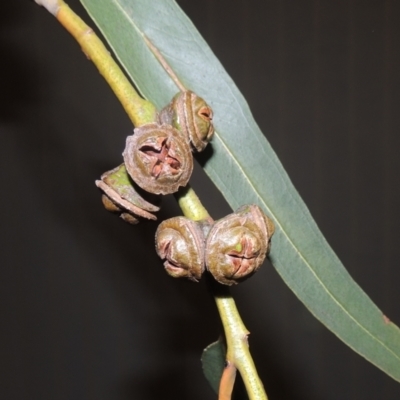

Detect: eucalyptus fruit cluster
96,90,214,223
155,205,275,286
95,91,275,286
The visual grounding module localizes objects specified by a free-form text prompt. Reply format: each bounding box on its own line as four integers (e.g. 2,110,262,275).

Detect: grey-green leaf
80,0,400,382
201,339,226,394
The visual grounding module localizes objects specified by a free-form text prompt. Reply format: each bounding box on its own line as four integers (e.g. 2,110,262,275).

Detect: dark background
1,0,400,399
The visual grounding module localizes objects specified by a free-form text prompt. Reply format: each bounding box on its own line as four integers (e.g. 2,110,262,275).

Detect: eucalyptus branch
174,186,211,222
210,279,268,400
34,1,269,399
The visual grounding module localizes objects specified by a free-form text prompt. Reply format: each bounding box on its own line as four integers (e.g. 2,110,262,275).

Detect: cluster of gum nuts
96,90,275,286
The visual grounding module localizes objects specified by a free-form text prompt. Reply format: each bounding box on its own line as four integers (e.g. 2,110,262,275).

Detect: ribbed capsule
155,217,206,281
205,205,275,286
159,91,214,152
95,164,160,224
123,123,193,195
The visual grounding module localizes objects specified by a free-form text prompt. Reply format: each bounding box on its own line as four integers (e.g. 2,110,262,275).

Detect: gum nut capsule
95,164,160,224
155,217,206,281
205,205,275,285
123,123,193,195
159,91,214,152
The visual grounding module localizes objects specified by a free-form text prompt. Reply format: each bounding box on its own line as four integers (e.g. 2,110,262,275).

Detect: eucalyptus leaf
201,339,226,394
80,0,400,382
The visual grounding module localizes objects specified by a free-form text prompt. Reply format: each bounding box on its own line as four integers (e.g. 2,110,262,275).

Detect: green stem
175,185,210,222
37,1,269,399
211,282,268,400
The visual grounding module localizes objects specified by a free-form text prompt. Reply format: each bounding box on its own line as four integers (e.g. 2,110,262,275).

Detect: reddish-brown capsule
205,205,275,286
123,123,193,195
159,91,214,152
95,164,160,224
155,217,206,281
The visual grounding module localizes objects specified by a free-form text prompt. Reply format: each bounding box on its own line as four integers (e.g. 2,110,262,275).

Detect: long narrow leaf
80,0,400,382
